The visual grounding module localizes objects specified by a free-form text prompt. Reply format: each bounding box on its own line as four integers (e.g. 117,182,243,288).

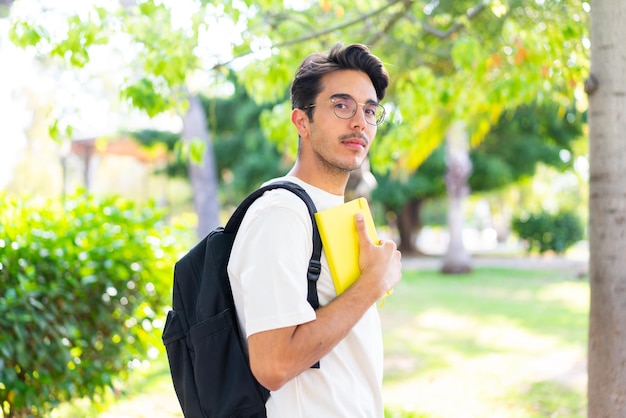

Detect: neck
287,162,349,196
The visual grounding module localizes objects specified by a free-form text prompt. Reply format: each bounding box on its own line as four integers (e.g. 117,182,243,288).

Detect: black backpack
162,181,322,418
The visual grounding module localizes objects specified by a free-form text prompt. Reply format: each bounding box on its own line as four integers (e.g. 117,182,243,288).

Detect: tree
132,73,289,208
373,102,584,254
220,0,587,273
372,146,446,254
182,93,220,237
441,120,473,273
215,0,587,168
8,0,221,237
203,73,289,204
8,0,588,237
586,1,626,415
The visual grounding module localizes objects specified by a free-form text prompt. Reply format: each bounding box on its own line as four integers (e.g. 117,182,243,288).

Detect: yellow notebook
314,198,379,295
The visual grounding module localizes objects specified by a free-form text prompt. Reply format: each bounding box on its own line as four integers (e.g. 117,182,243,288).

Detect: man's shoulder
252,177,315,212
261,176,344,211
238,184,311,229
254,187,311,211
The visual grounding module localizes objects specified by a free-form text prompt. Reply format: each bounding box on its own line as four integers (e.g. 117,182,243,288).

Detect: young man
228,43,402,417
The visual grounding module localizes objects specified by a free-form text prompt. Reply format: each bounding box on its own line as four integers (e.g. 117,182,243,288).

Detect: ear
291,108,310,139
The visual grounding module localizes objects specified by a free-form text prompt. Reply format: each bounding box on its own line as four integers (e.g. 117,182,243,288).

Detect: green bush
0,192,184,417
511,210,584,254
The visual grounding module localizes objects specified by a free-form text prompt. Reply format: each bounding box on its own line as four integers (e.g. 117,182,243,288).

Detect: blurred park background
0,0,608,417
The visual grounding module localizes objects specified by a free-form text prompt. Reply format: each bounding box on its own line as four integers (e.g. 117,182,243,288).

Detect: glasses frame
302,95,386,126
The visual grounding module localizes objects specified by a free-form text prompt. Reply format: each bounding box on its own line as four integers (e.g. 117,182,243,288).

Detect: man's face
302,69,379,174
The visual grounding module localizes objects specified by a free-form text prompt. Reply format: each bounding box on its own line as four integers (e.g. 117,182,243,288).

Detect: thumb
354,213,374,248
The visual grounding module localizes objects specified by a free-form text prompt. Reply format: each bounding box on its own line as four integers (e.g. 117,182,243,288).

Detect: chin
344,162,364,172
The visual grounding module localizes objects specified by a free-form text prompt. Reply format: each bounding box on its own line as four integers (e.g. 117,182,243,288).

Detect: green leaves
9,1,200,118
50,12,110,67
48,118,74,143
0,192,185,415
6,0,589,179
121,78,171,118
451,37,483,72
8,20,49,48
10,6,109,68
188,138,205,164
512,210,584,254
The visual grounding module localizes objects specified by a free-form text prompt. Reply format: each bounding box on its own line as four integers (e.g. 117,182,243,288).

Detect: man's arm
248,213,402,391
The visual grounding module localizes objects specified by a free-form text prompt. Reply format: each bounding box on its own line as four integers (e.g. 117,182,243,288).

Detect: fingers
353,213,403,297
354,213,374,247
355,213,398,250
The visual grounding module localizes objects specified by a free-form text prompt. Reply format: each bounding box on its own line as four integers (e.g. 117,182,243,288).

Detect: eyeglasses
302,95,386,126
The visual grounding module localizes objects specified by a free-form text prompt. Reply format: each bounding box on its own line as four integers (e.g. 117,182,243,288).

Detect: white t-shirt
227,176,384,418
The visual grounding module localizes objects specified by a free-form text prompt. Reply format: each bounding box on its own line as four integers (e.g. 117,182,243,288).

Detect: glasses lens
365,103,385,126
331,97,385,126
374,105,385,125
331,97,356,119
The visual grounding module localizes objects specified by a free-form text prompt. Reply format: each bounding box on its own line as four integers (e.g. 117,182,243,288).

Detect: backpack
161,181,322,418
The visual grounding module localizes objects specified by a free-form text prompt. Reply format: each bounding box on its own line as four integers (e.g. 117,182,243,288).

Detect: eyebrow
330,93,379,106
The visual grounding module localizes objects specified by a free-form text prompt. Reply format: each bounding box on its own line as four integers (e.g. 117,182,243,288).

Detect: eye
364,105,378,117
333,99,350,110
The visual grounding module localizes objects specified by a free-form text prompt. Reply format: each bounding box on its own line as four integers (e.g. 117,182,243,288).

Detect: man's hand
355,213,402,299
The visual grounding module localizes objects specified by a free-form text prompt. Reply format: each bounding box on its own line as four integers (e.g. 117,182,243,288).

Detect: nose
350,106,368,130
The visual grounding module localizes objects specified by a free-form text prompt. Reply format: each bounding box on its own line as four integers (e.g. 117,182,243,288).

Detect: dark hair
290,43,389,120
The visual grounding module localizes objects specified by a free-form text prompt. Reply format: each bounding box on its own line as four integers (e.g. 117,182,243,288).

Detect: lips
343,138,366,147
340,133,368,148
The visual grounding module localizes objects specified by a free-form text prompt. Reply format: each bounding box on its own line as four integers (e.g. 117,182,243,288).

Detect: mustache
339,132,369,145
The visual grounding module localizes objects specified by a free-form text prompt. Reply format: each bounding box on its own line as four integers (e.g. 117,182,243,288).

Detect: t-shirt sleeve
229,192,316,337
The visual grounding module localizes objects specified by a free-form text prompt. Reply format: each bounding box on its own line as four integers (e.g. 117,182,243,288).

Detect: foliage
372,146,447,213
131,129,187,178
129,74,289,207
202,75,290,204
372,102,584,216
218,0,590,171
419,198,448,227
9,6,110,68
470,103,584,192
511,210,584,254
384,408,430,418
8,1,201,119
8,0,589,172
117,1,202,117
0,191,182,417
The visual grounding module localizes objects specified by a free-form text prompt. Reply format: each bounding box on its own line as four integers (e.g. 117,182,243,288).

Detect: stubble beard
313,146,365,177
308,128,371,178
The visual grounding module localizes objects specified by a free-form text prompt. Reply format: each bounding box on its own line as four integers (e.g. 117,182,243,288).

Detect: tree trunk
441,120,472,274
116,0,220,239
396,198,423,254
587,1,626,416
182,94,220,238
346,161,425,253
